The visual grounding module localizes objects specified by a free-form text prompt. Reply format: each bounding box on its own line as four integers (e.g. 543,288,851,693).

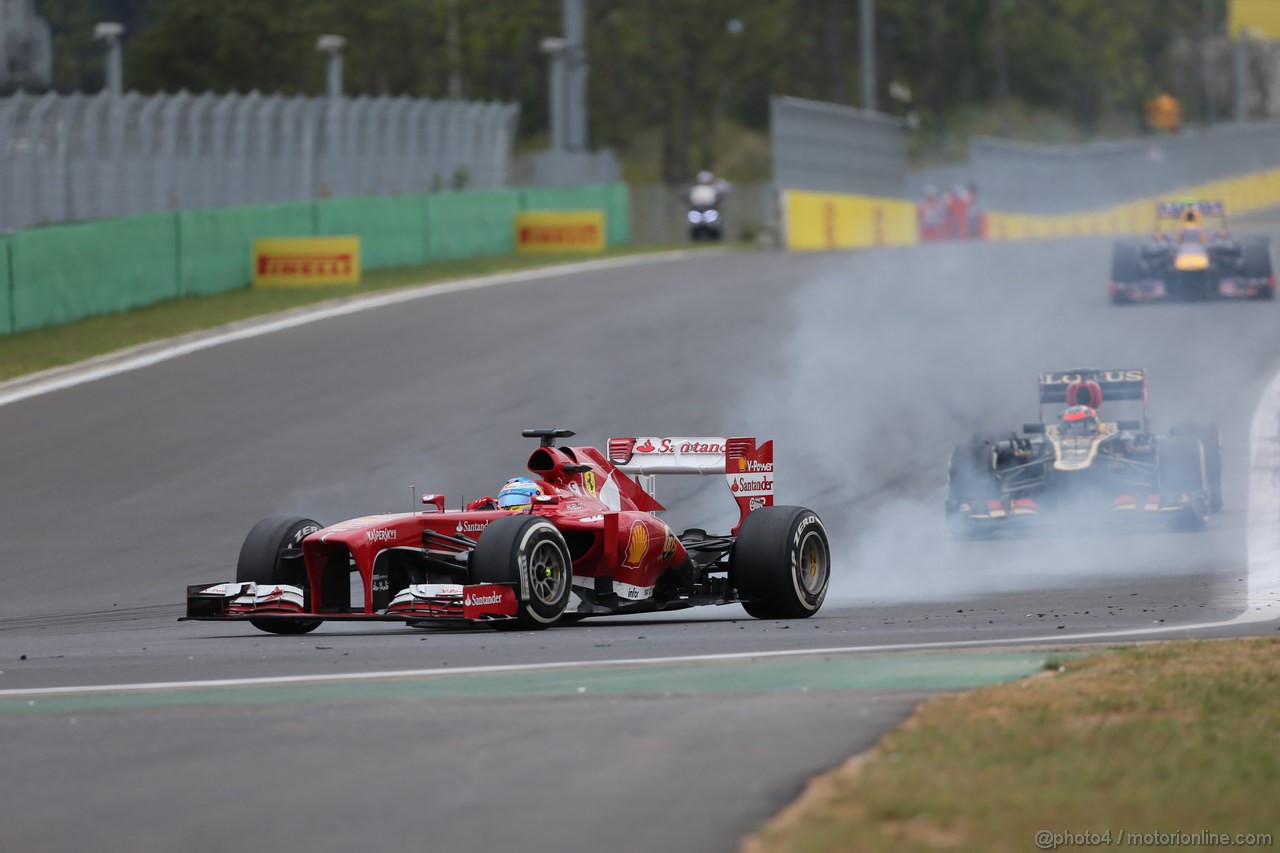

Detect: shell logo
622,522,649,568
737,457,746,472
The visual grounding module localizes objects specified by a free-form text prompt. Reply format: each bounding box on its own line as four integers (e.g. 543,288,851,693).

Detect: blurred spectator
945,183,972,239
918,185,947,241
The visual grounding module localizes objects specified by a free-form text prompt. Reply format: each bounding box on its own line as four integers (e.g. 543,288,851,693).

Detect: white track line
0,623,1255,699
1242,366,1280,622
0,250,711,409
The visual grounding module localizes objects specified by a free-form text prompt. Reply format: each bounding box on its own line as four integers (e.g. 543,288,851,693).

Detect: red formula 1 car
184,429,831,634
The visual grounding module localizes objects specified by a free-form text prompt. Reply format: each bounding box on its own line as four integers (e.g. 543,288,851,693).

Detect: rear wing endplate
607,436,774,532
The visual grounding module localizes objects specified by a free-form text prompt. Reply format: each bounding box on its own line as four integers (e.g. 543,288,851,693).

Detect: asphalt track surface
4,225,1280,853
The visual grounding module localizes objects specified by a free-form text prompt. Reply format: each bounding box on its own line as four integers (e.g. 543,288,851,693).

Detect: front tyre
1156,435,1209,531
236,515,324,635
1170,422,1223,512
733,507,830,619
471,516,572,630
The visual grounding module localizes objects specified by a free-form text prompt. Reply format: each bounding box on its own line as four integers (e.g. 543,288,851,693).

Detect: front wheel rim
528,540,568,605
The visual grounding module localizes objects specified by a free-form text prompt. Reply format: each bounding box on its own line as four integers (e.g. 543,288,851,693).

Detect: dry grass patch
744,639,1280,853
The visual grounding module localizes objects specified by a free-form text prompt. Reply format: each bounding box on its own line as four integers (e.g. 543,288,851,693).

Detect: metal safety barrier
0,91,520,232
770,95,908,198
912,122,1280,214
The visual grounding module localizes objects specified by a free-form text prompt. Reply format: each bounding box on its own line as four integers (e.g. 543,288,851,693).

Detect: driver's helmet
497,477,543,512
695,170,714,185
1061,405,1100,437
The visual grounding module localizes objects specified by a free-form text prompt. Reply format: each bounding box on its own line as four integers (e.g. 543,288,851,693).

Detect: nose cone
1175,244,1210,271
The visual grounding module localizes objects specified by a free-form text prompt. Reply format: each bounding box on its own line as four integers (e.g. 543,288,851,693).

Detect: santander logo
634,438,726,455
465,591,505,606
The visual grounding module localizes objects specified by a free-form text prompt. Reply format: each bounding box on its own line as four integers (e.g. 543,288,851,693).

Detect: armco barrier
783,168,1280,250
10,213,179,333
983,168,1280,241
314,195,429,271
427,190,522,260
179,202,315,297
0,183,629,337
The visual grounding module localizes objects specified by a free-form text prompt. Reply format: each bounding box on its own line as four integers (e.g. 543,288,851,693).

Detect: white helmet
695,170,714,185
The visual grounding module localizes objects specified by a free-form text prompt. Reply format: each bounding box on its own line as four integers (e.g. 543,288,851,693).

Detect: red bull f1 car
946,369,1221,537
1110,200,1274,303
185,430,830,633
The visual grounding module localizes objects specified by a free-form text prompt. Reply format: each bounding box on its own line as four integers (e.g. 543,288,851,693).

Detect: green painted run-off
0,652,1047,715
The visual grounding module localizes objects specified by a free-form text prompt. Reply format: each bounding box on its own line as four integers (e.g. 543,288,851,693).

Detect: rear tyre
236,515,324,635
1243,236,1274,299
472,516,572,630
733,507,829,620
1156,436,1209,531
1170,422,1223,512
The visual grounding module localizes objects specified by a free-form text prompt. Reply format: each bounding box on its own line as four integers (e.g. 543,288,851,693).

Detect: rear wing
1037,369,1149,429
1156,200,1223,219
607,436,774,532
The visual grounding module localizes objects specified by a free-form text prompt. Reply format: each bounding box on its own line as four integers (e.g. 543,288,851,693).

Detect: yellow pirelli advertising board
782,190,918,251
515,210,606,254
252,236,361,287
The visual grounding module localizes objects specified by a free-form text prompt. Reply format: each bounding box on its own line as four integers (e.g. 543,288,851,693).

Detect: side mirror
1022,423,1046,434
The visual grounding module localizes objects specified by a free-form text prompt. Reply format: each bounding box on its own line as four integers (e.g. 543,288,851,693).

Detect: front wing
1111,274,1271,301
182,581,520,626
950,491,1207,527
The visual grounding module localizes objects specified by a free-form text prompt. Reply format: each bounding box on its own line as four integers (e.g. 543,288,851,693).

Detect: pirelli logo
253,237,361,287
518,224,600,245
515,210,606,254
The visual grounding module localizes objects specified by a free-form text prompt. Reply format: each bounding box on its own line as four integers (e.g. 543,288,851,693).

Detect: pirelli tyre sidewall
235,515,323,635
733,506,830,620
472,515,572,629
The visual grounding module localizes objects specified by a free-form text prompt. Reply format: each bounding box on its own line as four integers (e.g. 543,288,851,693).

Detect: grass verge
0,244,699,383
743,639,1280,852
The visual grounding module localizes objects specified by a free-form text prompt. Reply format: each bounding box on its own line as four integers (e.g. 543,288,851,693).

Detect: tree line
39,0,1222,183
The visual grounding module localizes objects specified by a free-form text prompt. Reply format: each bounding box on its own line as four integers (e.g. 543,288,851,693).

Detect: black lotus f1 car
1110,201,1274,303
946,369,1222,537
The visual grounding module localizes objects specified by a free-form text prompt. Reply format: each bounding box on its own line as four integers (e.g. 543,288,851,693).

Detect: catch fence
0,91,520,232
